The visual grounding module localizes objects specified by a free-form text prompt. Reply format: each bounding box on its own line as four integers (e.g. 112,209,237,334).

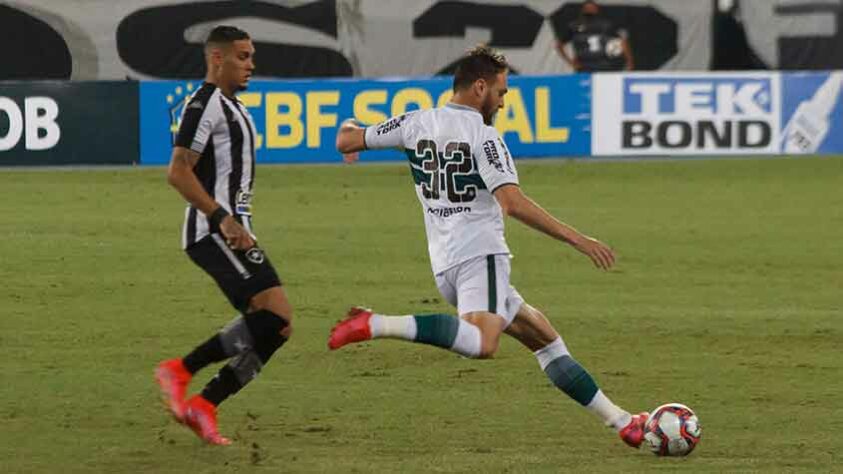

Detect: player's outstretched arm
493,184,615,270
167,146,254,249
336,118,366,164
337,115,408,163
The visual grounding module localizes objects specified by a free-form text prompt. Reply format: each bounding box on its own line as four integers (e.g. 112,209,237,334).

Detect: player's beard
481,97,497,125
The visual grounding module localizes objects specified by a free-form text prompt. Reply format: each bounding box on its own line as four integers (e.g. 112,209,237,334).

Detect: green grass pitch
1,157,841,472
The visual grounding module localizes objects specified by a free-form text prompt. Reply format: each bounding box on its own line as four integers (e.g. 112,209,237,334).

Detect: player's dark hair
205,25,250,47
452,45,508,92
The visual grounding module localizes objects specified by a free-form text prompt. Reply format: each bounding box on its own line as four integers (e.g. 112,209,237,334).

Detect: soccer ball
643,403,701,456
605,38,624,57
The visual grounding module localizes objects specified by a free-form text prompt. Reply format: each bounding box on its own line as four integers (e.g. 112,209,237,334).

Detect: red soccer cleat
328,307,374,350
184,395,231,446
155,358,191,422
619,412,650,448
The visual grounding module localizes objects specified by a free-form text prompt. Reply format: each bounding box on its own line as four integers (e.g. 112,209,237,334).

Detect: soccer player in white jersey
329,46,648,449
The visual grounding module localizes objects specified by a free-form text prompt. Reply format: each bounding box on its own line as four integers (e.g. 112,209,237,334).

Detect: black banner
117,0,351,78
0,5,71,80
3,0,713,80
0,82,138,165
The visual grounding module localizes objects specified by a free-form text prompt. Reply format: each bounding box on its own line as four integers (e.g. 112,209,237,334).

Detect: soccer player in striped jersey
154,26,293,445
331,46,648,449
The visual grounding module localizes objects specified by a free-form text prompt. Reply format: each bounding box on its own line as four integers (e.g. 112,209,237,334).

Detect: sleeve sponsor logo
482,139,504,172
497,137,515,174
235,189,253,216
376,114,406,135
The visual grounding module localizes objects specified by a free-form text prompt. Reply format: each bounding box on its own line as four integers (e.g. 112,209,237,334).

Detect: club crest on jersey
245,248,265,264
376,114,407,135
235,189,253,216
482,139,504,173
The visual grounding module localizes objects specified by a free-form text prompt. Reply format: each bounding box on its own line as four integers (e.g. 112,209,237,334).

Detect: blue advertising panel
780,72,843,155
139,75,591,165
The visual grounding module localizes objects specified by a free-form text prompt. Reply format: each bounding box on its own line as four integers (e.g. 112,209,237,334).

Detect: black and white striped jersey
174,82,257,249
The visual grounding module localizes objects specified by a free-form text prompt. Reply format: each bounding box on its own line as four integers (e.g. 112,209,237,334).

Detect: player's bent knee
244,309,290,362
476,346,496,359
248,286,294,319
459,311,504,359
477,333,500,359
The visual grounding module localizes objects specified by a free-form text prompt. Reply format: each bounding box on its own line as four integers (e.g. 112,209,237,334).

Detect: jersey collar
445,102,482,116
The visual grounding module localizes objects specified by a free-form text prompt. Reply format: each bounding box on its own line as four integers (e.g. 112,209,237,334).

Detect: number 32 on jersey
409,140,480,203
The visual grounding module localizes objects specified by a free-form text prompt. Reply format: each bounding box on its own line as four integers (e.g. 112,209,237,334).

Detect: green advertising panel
0,81,138,165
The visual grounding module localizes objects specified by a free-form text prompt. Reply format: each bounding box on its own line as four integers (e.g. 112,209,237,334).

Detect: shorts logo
245,248,265,265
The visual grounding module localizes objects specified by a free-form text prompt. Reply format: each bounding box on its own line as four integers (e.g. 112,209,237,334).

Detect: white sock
533,337,570,370
450,319,482,358
586,390,631,431
369,314,416,340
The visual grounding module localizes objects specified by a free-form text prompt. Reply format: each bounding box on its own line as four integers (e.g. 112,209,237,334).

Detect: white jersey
364,103,519,274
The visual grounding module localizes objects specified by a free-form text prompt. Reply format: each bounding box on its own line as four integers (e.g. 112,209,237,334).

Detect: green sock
413,314,460,348
544,355,599,406
370,313,482,357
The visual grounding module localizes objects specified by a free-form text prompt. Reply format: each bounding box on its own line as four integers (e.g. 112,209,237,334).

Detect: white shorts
434,254,524,326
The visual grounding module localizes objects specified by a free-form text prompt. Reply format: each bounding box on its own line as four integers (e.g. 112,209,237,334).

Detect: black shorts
186,234,282,312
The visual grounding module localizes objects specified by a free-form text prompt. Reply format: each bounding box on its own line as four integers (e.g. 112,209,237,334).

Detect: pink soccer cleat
328,307,374,350
619,412,650,448
184,395,231,445
154,358,191,422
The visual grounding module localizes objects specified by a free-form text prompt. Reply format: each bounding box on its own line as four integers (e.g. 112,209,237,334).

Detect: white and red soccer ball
643,403,701,456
